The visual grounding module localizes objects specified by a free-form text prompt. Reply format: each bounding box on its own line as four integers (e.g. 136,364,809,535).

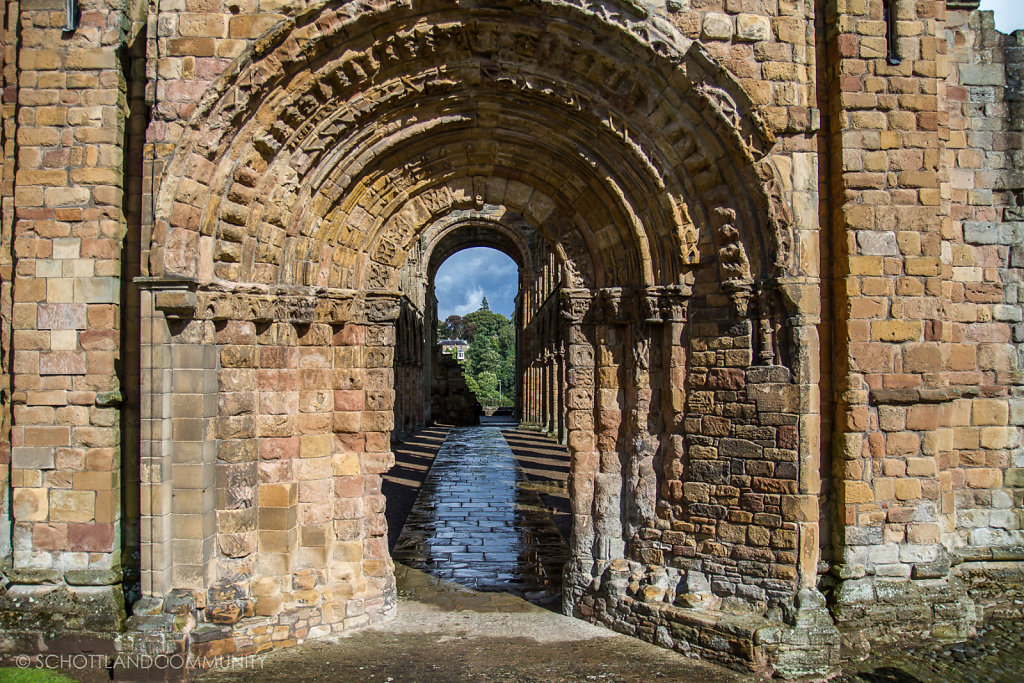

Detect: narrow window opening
63,0,79,32
884,0,901,66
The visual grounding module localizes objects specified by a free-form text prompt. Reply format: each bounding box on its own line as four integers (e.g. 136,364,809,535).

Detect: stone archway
389,206,540,438
136,0,827,672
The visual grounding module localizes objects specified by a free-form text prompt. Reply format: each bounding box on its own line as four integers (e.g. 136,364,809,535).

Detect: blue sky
435,247,519,320
981,0,1023,32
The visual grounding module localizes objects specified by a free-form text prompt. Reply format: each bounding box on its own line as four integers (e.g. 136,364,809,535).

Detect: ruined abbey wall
0,0,1020,678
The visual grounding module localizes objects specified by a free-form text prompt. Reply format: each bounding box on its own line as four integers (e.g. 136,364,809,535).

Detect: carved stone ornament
148,285,404,325
561,289,595,324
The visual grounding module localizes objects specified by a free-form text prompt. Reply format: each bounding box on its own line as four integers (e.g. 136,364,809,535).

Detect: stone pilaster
2,0,130,651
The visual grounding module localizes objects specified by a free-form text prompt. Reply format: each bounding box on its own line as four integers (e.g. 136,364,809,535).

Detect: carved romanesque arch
139,0,812,669
150,0,792,300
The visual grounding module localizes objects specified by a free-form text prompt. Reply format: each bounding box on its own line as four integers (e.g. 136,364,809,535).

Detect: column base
566,560,840,678
0,583,124,681
116,578,396,679
830,574,976,660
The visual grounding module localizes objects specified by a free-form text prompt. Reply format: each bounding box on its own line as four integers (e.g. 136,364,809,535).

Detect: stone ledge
830,575,976,658
0,584,126,636
870,385,981,405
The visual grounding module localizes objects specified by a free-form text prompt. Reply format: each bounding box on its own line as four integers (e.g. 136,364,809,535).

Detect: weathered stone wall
128,291,397,665
828,0,1024,654
0,0,1021,679
945,4,1023,572
1,0,132,657
0,0,20,564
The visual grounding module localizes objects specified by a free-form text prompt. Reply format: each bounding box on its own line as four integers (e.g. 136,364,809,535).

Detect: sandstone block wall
0,0,1019,678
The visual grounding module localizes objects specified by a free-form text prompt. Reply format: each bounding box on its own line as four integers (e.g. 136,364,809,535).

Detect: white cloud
980,0,1024,33
452,286,486,316
435,247,519,320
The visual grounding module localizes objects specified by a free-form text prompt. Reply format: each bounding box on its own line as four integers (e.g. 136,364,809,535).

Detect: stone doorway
137,0,820,672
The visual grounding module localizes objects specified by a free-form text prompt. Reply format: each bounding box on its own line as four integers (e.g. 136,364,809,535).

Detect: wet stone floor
390,425,570,607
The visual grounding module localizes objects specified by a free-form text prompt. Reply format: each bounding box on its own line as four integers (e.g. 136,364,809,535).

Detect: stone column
331,292,398,626
560,288,597,609
778,280,826,593
593,290,627,565
555,346,566,444
656,287,689,515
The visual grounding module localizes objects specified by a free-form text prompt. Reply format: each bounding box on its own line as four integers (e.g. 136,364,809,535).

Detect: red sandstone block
68,522,114,552
335,433,364,453
80,329,117,351
299,368,331,388
849,342,895,373
334,390,364,412
333,476,363,498
706,368,745,390
37,303,86,330
87,304,116,329
333,325,363,346
260,436,298,460
39,351,86,375
34,522,67,551
81,238,119,259
257,369,297,391
260,347,289,368
363,431,388,453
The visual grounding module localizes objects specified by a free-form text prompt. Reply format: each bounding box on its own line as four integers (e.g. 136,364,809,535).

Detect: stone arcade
0,0,1021,677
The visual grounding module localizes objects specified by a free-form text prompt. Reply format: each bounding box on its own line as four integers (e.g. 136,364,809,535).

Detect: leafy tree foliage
437,303,515,406
437,315,466,340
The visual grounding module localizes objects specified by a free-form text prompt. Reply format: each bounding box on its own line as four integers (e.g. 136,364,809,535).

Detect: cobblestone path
839,617,1024,683
390,425,570,606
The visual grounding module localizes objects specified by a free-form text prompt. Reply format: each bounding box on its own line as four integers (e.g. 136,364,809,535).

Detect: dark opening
884,0,901,66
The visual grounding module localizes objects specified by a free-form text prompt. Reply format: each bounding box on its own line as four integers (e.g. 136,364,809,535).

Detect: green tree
437,314,466,341
462,306,504,343
474,371,499,405
439,302,516,406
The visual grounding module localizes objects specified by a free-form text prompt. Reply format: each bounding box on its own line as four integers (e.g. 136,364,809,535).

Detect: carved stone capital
148,283,404,325
138,276,199,319
560,288,596,324
599,288,637,323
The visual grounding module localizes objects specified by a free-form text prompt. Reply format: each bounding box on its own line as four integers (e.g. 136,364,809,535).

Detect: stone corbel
722,279,753,317
599,287,636,324
138,276,199,320
362,290,403,323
